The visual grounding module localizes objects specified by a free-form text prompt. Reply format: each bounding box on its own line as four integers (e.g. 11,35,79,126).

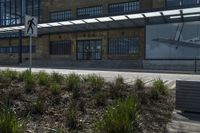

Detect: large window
0,0,40,26
108,37,139,55
109,1,140,15
0,45,36,54
77,40,101,60
26,0,40,17
167,0,199,7
77,6,102,18
49,40,72,55
50,10,72,21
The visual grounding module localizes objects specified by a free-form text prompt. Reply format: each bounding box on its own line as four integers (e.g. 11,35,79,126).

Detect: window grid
50,40,72,55
109,1,140,14
50,10,72,21
108,37,139,55
77,40,102,60
77,6,102,18
0,45,36,53
167,0,200,7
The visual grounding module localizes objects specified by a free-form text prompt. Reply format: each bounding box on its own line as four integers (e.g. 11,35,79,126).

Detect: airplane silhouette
152,23,200,48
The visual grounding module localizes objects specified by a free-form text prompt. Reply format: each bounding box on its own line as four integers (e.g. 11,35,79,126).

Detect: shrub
134,78,145,90
151,79,168,100
115,75,124,84
32,96,46,114
24,72,36,92
18,70,30,82
37,71,50,87
50,82,61,95
66,104,78,130
51,72,64,84
56,127,64,133
109,77,126,99
83,74,105,91
65,73,81,90
0,69,18,83
94,91,107,106
0,107,25,133
97,96,140,133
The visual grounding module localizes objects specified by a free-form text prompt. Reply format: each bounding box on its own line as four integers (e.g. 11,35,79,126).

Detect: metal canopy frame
1,6,200,34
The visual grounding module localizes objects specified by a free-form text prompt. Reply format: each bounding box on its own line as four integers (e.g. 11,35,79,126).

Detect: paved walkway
167,111,200,133
1,66,200,88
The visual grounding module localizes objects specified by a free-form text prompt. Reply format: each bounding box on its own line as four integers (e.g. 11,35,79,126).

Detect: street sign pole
29,36,32,72
25,15,38,73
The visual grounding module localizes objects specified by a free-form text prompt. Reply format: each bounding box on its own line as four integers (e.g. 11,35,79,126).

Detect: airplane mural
152,23,200,48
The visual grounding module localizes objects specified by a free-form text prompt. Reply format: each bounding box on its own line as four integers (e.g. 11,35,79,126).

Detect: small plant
24,72,36,92
56,127,65,133
94,91,107,106
32,95,46,114
65,73,81,90
151,79,168,100
66,103,78,130
97,96,140,133
51,72,64,84
134,78,145,90
37,71,50,87
18,70,30,82
115,75,124,84
0,69,18,83
0,107,25,133
83,74,105,91
109,77,126,99
50,82,61,95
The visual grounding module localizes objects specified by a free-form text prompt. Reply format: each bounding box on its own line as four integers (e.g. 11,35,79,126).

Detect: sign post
25,15,38,73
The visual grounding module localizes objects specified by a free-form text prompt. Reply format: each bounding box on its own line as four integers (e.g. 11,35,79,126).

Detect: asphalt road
1,66,200,89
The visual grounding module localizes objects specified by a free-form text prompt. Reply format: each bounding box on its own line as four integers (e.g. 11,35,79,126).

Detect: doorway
76,40,102,60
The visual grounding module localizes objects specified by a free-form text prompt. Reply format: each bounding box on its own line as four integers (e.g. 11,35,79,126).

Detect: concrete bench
176,80,200,113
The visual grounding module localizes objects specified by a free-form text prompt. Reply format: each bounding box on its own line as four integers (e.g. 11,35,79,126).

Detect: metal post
18,30,22,64
29,36,32,72
195,58,197,73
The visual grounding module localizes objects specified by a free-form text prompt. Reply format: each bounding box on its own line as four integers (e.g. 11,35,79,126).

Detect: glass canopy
0,6,200,33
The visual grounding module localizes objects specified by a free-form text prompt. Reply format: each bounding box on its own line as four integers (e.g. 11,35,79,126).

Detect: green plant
36,71,51,87
83,74,105,91
115,75,124,84
134,78,145,90
95,91,107,106
66,103,78,130
51,72,64,84
24,72,36,92
0,69,19,83
32,95,46,114
50,82,61,95
109,77,126,99
151,79,168,99
97,96,140,133
0,107,25,133
56,127,64,133
18,70,30,82
65,73,81,90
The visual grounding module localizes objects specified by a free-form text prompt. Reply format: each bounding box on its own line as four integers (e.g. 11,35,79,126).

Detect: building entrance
77,40,102,60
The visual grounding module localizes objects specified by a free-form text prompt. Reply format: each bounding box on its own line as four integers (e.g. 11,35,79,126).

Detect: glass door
77,40,102,60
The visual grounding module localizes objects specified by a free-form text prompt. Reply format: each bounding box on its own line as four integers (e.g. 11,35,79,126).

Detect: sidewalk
167,111,200,133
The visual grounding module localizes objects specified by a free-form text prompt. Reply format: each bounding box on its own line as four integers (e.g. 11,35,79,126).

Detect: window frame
77,5,103,18
108,37,139,56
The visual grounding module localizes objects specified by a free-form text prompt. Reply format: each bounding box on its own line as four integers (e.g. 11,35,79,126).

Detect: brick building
0,0,200,69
